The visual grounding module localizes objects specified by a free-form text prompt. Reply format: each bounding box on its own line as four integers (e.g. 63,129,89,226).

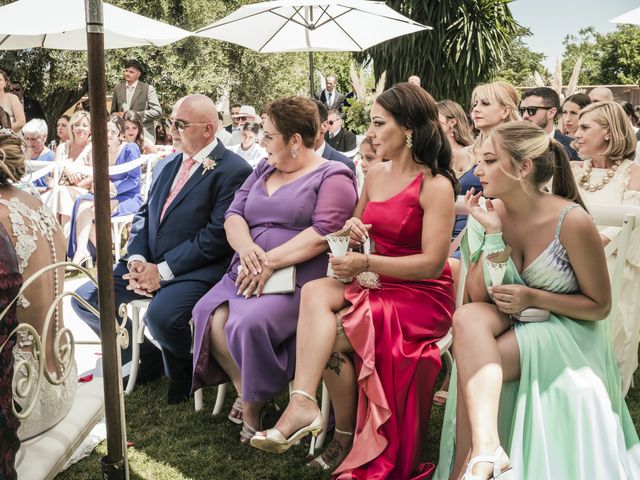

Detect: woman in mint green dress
434,121,640,480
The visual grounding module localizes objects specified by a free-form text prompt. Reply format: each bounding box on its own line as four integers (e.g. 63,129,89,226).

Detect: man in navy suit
313,100,355,173
520,87,580,161
72,94,252,403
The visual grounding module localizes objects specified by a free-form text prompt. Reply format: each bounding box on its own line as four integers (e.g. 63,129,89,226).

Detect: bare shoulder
558,203,597,244
421,172,454,212
627,162,640,191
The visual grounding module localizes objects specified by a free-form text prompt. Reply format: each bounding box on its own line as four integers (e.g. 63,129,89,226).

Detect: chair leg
194,389,204,411
443,350,454,376
212,383,227,416
125,304,141,395
312,380,331,455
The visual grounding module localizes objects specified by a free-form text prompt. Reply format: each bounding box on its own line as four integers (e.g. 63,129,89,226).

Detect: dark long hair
123,110,144,150
375,83,458,196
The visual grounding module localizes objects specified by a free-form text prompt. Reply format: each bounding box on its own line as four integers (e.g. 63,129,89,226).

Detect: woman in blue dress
68,115,142,263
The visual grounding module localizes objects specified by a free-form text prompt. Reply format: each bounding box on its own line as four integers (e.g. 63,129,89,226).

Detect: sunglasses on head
518,106,551,116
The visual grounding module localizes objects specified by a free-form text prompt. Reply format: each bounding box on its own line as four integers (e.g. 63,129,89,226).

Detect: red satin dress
334,173,454,480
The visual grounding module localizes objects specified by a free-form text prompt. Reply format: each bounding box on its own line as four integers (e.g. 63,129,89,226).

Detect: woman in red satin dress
251,83,457,479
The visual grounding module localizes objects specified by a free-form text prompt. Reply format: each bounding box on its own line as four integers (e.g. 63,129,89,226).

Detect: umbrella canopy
0,0,190,49
194,0,429,53
610,6,640,25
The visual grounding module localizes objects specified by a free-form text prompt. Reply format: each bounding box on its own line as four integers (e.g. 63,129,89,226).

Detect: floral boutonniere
201,158,217,175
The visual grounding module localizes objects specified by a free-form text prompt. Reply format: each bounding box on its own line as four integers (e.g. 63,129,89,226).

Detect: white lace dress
0,195,77,440
572,159,640,395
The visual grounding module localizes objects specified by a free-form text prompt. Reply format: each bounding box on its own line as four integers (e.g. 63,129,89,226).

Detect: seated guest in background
589,86,615,103
0,69,25,132
435,121,640,480
124,110,157,155
11,81,45,124
433,98,477,406
438,99,474,163
228,105,256,146
191,95,357,444
0,130,77,446
325,109,357,153
354,137,385,194
216,111,233,146
68,115,142,264
560,93,591,139
571,101,640,395
42,110,93,227
230,121,266,168
313,100,355,174
252,83,456,479
520,87,580,161
155,121,170,146
224,103,242,140
72,94,252,404
53,114,71,149
358,137,385,176
23,118,55,193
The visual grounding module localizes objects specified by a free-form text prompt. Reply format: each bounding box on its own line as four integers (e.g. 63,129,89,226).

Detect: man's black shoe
167,376,192,405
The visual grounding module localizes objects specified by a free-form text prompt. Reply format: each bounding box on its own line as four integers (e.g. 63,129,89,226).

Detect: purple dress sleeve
225,158,271,220
311,167,358,236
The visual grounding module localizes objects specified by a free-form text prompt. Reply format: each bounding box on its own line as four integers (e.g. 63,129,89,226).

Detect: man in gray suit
111,59,162,141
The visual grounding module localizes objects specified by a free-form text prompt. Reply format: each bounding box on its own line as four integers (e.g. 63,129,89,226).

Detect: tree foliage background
1,0,639,133
0,0,355,131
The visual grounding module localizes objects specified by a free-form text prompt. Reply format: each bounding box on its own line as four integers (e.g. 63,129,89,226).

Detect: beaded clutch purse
355,238,381,289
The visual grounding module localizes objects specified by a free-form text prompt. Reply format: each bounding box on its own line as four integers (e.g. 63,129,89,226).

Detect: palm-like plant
356,0,520,106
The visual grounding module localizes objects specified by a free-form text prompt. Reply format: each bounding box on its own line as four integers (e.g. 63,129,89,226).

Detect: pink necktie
161,156,196,220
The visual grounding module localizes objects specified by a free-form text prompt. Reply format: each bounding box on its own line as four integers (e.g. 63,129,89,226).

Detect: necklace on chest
579,159,621,192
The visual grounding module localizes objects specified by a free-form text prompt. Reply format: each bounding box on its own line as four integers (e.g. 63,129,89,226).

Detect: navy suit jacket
554,130,580,161
321,143,356,174
126,141,253,285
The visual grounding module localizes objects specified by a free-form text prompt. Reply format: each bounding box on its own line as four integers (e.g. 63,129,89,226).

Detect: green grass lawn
59,369,640,480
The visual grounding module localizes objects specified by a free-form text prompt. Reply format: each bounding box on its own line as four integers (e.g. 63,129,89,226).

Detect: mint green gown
434,205,640,479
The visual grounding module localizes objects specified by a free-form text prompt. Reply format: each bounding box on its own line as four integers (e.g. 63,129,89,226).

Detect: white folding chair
586,203,640,323
110,154,156,262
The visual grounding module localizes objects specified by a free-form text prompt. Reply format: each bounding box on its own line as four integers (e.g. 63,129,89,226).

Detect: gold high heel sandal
250,390,324,454
307,428,353,471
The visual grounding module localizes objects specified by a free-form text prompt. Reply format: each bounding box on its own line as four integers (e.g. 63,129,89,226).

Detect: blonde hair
437,100,474,147
0,131,27,185
491,122,585,209
578,101,637,162
68,110,91,145
469,81,521,160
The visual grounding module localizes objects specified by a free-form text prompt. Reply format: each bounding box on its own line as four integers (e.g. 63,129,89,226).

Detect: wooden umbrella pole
84,0,129,478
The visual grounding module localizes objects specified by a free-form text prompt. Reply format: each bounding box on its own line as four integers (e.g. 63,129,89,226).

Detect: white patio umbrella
0,0,191,49
1,1,190,477
610,6,640,25
195,0,430,94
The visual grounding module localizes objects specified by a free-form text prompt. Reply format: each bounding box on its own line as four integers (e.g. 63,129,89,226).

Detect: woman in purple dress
192,96,358,444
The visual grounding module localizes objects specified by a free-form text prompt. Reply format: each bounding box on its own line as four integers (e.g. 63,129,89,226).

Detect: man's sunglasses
518,106,551,116
168,119,210,132
328,119,340,126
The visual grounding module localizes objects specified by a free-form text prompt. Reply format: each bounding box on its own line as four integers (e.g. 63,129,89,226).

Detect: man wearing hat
228,105,256,146
111,59,162,141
